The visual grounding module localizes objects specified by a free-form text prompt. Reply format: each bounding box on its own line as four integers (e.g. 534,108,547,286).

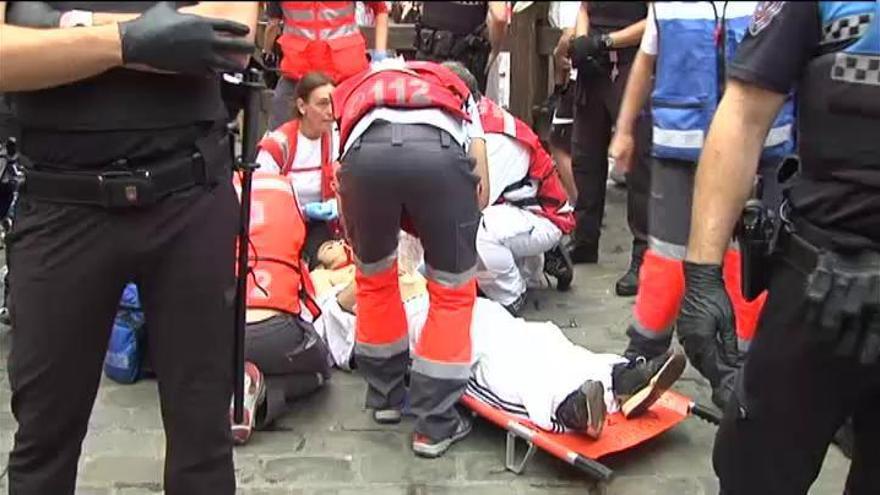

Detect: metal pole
233,68,264,424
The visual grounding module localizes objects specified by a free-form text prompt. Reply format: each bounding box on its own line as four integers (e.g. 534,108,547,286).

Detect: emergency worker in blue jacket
678,1,880,493
609,1,796,408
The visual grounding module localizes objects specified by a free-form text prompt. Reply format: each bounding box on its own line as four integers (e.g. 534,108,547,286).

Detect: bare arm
93,3,258,43
262,18,281,53
552,27,575,85
372,10,388,52
552,148,577,204
608,19,645,49
0,2,123,91
337,280,357,314
608,49,654,172
615,49,654,136
575,2,588,37
486,1,508,53
470,137,491,210
686,80,786,265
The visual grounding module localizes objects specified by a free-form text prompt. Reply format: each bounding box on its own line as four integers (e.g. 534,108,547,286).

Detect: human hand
569,32,609,70
303,199,339,221
678,262,740,371
118,2,254,75
608,130,635,174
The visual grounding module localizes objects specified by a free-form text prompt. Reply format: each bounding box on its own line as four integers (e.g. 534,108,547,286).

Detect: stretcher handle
690,402,722,426
506,421,613,482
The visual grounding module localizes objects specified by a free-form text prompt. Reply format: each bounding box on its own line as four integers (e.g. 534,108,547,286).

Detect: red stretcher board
460,390,699,481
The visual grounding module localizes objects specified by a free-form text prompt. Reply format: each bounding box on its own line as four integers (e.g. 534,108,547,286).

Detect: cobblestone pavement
0,185,849,494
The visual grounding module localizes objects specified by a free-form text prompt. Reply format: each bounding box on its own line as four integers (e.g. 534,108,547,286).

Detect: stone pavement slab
0,186,850,494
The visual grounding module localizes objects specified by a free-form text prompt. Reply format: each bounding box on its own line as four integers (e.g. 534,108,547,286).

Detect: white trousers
476,204,563,306
314,292,626,432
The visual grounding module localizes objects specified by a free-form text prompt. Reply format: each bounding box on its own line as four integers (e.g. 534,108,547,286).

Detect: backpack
103,283,148,384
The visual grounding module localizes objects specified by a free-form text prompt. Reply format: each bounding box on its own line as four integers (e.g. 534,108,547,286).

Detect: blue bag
104,283,147,384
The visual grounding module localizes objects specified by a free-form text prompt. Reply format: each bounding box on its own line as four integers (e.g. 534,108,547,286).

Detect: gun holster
414,24,491,92
737,198,775,301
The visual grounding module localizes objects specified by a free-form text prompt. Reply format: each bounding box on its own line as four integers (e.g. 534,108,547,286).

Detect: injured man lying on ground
310,236,686,438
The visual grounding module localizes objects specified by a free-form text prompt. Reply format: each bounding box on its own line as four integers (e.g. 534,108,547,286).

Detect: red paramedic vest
277,1,375,82
257,119,334,200
256,120,343,237
478,98,575,234
331,61,473,156
233,172,321,318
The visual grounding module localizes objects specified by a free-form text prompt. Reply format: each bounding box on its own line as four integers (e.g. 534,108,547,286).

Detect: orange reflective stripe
633,249,685,334
355,264,408,346
413,279,475,366
722,249,766,349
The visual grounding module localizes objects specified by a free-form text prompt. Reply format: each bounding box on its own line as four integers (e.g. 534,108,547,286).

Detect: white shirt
548,1,580,29
255,128,341,207
641,2,757,56
485,133,531,206
342,95,486,157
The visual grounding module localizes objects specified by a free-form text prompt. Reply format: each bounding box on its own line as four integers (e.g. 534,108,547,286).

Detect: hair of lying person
441,60,481,99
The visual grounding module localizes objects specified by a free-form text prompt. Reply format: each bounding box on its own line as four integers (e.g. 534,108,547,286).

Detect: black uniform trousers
245,313,331,428
5,167,238,494
571,60,650,254
714,240,880,494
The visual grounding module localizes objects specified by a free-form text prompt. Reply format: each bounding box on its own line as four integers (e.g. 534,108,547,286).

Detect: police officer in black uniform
568,1,649,280
675,1,880,493
1,2,256,493
413,1,507,93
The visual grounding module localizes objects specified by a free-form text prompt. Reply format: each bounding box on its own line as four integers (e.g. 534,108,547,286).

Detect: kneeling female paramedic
256,71,341,263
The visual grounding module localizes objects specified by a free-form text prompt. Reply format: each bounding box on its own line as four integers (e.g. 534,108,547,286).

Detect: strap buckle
97,169,156,208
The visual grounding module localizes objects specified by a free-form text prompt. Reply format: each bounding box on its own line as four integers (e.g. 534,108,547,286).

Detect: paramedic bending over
256,71,340,262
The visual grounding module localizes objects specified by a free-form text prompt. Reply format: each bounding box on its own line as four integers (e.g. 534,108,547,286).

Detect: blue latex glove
303,199,338,221
370,50,390,63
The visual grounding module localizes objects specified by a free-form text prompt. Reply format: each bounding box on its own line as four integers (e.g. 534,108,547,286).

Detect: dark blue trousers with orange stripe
337,122,481,441
624,158,781,403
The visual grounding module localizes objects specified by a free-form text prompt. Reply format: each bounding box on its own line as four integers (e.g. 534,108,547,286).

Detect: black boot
612,347,686,418
615,243,645,297
555,380,607,439
569,242,599,264
544,244,574,291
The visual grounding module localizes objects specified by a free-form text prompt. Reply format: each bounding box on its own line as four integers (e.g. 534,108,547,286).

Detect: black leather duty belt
776,226,880,302
19,143,229,209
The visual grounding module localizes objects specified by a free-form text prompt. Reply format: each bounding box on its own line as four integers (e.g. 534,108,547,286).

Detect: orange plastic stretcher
460,390,720,481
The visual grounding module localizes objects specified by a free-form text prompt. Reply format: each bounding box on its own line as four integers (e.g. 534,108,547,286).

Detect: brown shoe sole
620,351,686,419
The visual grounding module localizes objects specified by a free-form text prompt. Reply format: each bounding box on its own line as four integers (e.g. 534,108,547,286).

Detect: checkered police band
822,13,874,45
831,53,880,86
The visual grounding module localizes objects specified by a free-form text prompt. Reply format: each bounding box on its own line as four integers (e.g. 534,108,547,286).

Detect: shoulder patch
749,1,786,36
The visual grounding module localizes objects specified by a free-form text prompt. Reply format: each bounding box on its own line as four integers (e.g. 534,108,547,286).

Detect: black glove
5,1,63,28
569,32,610,71
118,2,254,75
677,262,741,383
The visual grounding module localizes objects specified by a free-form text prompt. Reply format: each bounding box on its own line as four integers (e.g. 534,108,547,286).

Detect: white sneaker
231,361,265,445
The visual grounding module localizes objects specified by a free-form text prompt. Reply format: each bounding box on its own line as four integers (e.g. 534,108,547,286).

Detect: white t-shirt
485,133,531,206
641,2,756,56
342,95,486,157
548,1,580,29
255,128,341,207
